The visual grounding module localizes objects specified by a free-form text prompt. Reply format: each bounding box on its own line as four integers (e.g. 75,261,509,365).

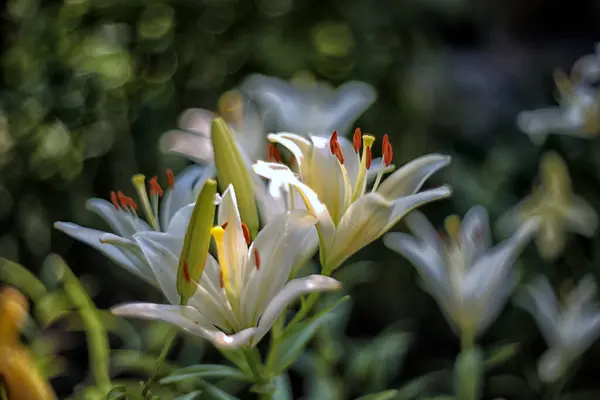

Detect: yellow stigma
211,226,232,294
444,215,461,242
131,174,146,187
362,135,375,148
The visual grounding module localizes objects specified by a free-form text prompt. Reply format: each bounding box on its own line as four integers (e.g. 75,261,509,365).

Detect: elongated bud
176,179,218,304
211,117,260,238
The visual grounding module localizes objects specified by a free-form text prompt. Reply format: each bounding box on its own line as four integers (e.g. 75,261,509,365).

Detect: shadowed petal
86,199,151,238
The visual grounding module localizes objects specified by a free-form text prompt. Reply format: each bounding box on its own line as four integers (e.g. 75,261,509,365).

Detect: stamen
110,191,120,210
253,248,261,270
221,222,229,230
132,174,159,231
329,131,339,154
166,169,175,189
329,131,345,165
444,215,461,243
241,223,251,245
268,143,282,162
353,128,361,153
219,269,224,288
366,147,372,169
351,135,375,201
382,134,393,167
117,191,137,211
211,226,233,295
148,176,164,197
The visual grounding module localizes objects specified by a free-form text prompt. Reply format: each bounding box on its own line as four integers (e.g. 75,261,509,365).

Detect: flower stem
141,328,178,397
243,348,274,399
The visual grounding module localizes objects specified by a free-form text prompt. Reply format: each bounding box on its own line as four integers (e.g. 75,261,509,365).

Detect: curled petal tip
306,274,342,291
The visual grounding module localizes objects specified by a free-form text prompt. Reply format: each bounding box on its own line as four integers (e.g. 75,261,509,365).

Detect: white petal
251,275,341,346
404,210,444,251
383,232,449,301
515,276,561,347
111,302,257,349
330,186,452,270
161,164,216,229
240,210,318,327
267,133,311,169
253,161,336,259
376,154,452,199
517,108,584,138
54,222,153,285
218,185,249,296
322,81,377,135
86,199,151,238
133,232,183,304
564,195,598,237
537,347,571,383
165,203,194,237
178,108,215,136
460,205,492,264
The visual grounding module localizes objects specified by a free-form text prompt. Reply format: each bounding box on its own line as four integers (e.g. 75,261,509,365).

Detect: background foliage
3,0,600,398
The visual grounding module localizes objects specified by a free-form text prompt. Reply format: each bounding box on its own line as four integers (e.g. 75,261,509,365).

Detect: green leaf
267,295,350,375
273,374,293,400
175,391,203,400
484,342,520,370
0,258,47,301
200,381,241,400
397,369,453,399
453,347,483,400
354,389,399,400
35,290,73,327
160,364,249,384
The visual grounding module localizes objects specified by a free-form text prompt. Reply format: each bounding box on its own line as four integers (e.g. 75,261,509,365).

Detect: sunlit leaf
160,365,249,384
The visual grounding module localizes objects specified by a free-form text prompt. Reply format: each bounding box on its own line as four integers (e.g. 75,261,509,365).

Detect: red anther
382,134,393,167
241,223,251,245
329,131,339,154
110,191,120,210
221,222,229,230
268,143,282,162
333,141,344,165
117,191,137,210
219,269,224,288
166,169,175,189
253,248,261,270
353,128,361,153
366,147,372,169
149,176,164,197
183,261,191,283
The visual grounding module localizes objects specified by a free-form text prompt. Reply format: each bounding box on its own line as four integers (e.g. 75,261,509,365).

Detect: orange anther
366,147,372,169
253,248,261,270
329,131,339,155
353,128,361,153
149,176,164,197
110,191,120,210
268,143,282,163
382,134,393,167
117,191,137,210
241,223,251,245
219,269,224,288
166,169,175,189
183,261,191,283
221,222,229,230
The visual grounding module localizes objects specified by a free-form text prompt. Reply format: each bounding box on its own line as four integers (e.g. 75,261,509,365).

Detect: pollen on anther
221,222,229,230
241,223,251,245
110,191,120,209
382,134,393,167
183,261,191,283
329,131,339,155
149,176,164,197
353,128,361,153
219,269,224,288
268,143,282,162
253,248,261,270
166,169,175,189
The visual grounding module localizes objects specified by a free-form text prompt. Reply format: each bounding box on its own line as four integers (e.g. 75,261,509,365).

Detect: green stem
141,328,178,397
460,329,474,352
55,257,112,394
243,349,275,400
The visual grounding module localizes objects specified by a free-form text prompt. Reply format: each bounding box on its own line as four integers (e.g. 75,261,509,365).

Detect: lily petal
165,203,195,237
86,199,151,238
53,222,152,284
460,205,492,264
251,275,341,346
564,195,598,237
515,277,561,347
267,133,312,169
376,154,452,199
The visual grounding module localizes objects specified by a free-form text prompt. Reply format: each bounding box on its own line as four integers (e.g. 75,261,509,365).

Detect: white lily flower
253,130,452,272
111,185,341,349
497,152,597,261
241,73,376,137
383,207,538,340
518,45,600,144
159,89,267,165
516,275,600,383
54,165,214,286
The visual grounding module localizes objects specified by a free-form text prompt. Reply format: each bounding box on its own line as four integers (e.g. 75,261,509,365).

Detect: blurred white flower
112,185,340,349
516,275,600,383
241,73,376,137
384,207,537,341
253,130,451,272
497,152,597,261
518,45,600,144
54,165,214,286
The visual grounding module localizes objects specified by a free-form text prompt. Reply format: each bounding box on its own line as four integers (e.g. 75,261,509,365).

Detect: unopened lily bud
211,117,260,238
176,179,217,304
